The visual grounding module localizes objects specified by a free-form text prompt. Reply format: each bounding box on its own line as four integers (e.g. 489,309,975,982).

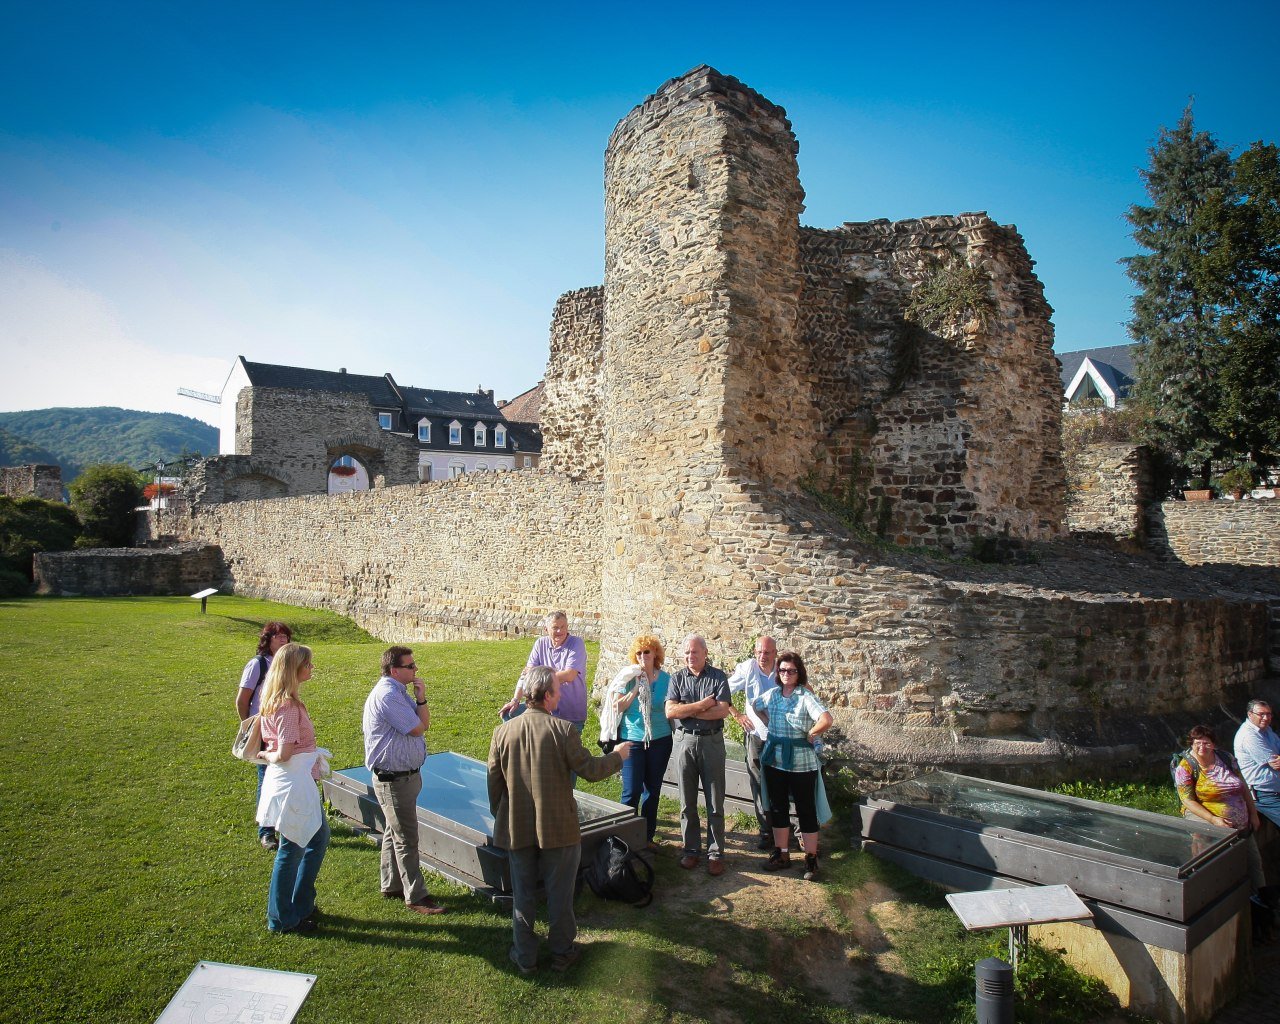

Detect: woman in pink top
257,643,328,934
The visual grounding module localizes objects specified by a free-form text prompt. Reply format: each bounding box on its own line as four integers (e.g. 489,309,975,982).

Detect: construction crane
177,387,220,404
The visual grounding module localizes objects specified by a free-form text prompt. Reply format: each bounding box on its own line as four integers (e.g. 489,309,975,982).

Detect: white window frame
417,419,431,443
378,412,393,430
494,425,506,447
449,462,466,478
474,423,487,446
448,420,462,445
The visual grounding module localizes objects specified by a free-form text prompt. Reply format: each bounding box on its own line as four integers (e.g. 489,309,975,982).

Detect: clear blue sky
2,0,1277,426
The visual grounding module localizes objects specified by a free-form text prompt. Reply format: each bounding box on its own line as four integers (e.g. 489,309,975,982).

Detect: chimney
339,367,347,374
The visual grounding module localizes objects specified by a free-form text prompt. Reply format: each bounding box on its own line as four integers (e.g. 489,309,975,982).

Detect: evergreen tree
1196,141,1280,477
1123,106,1234,483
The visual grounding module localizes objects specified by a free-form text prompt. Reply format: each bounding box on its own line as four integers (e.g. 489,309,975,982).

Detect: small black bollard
975,957,1014,1024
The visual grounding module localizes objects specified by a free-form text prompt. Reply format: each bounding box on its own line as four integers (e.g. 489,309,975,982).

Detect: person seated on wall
1234,700,1280,832
1175,724,1266,896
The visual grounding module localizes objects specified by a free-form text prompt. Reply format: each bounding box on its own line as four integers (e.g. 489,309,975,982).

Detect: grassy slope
0,597,1137,1024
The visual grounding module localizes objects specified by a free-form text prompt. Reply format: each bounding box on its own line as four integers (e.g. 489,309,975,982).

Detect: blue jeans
1255,790,1280,831
256,763,276,840
267,818,329,931
620,734,673,842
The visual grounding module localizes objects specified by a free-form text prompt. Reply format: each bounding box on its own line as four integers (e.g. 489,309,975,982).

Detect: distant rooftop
499,380,544,423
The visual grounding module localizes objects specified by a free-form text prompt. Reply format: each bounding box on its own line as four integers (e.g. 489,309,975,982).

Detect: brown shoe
679,854,699,870
707,858,725,877
407,896,447,915
763,848,791,871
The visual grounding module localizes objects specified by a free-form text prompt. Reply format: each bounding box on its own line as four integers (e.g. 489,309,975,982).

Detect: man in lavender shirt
363,646,446,915
500,611,588,736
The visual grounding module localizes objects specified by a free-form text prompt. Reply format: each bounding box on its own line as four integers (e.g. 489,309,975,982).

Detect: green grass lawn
0,596,1136,1024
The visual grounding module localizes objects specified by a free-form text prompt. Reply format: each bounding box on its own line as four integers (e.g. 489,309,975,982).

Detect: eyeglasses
1250,710,1272,717
778,667,799,676
637,649,652,655
395,662,417,671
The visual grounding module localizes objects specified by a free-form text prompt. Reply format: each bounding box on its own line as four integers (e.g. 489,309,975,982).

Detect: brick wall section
540,286,604,481
799,217,1066,548
34,543,225,596
158,472,606,642
1148,500,1280,567
1066,443,1152,543
1,464,62,500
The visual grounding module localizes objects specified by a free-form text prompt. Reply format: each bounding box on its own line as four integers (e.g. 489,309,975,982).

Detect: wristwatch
416,698,428,706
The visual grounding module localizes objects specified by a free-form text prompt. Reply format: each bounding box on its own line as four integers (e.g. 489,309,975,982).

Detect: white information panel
155,961,315,1024
946,884,1092,931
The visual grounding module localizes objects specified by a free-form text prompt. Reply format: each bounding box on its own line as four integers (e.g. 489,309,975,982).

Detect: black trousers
764,764,819,834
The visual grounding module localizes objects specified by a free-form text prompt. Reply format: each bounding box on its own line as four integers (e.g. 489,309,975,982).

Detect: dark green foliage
1195,141,1280,475
68,463,144,547
0,494,80,582
0,407,216,481
1125,107,1280,481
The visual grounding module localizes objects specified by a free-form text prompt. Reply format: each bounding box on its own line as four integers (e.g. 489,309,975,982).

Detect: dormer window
448,420,462,445
378,412,393,430
474,423,487,446
417,419,431,443
494,425,506,447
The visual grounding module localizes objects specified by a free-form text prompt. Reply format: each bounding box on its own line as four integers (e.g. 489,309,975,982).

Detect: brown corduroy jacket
487,705,623,851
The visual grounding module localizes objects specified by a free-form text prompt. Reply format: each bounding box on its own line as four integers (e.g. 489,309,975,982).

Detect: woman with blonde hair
604,634,673,849
256,642,329,934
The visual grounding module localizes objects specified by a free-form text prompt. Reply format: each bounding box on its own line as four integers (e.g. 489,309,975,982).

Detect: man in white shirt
1235,699,1280,830
727,636,778,850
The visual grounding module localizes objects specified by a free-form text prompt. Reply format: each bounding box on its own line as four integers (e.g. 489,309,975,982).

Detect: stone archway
327,454,370,494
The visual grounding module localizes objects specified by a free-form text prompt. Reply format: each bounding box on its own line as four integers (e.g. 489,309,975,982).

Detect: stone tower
599,66,817,665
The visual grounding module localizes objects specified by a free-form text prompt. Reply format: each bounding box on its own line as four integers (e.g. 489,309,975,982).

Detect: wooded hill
0,408,218,481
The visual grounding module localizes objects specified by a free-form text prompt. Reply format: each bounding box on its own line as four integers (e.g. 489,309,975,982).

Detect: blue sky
2,1,1277,426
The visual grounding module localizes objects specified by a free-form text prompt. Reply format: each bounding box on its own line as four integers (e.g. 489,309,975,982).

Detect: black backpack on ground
583,836,654,908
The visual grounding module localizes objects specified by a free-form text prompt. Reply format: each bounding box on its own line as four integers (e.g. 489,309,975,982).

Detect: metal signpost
190,587,218,614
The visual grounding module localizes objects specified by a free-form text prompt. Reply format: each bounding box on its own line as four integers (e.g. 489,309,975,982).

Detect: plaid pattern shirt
487,706,622,850
754,687,827,773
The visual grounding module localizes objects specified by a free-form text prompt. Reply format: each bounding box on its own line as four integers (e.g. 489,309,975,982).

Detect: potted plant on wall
1218,465,1255,501
1182,478,1213,501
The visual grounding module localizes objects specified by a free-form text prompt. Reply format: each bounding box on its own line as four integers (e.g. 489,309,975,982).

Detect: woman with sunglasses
610,634,673,850
752,650,832,880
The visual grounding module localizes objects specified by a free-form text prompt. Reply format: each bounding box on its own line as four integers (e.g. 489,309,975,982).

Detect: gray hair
525,665,556,705
683,633,707,653
544,610,568,628
1247,699,1273,715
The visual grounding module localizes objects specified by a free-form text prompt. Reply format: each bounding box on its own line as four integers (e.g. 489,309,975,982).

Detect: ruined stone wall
1147,500,1280,567
189,388,421,502
540,287,604,481
34,543,225,596
1,464,62,501
1066,443,1152,543
160,472,606,642
798,217,1065,549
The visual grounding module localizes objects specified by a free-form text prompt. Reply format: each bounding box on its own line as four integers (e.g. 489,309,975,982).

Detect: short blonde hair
628,634,665,669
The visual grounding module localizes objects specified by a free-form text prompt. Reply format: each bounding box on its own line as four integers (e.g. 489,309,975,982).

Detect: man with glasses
727,636,779,850
1235,699,1280,830
362,646,446,915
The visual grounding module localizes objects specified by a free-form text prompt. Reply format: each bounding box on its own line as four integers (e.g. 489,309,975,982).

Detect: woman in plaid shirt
752,651,832,880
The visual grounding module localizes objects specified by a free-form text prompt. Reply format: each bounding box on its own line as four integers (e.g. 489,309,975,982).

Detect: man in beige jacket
488,665,631,974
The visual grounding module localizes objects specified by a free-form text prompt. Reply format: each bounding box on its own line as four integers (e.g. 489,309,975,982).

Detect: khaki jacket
487,706,622,851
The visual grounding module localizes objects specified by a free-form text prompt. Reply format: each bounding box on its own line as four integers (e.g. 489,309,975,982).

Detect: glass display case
324,751,646,898
858,771,1249,952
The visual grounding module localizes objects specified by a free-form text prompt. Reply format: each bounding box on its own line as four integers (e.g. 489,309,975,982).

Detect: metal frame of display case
324,752,646,901
858,771,1250,953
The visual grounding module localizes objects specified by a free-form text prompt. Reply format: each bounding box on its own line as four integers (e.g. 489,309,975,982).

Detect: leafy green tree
0,495,80,594
68,463,145,548
1195,141,1280,477
1123,106,1234,483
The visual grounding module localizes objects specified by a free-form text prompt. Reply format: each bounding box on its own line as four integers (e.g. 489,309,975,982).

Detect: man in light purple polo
500,610,589,737
363,645,446,915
